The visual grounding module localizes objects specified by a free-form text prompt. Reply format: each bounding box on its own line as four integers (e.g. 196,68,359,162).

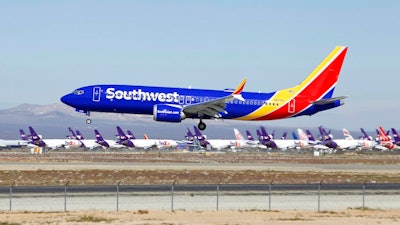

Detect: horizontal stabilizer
312,96,347,105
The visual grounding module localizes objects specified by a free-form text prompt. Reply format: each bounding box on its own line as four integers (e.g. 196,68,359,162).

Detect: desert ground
0,150,400,224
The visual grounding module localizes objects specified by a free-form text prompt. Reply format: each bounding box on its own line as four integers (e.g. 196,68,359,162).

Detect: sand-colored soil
1,209,400,225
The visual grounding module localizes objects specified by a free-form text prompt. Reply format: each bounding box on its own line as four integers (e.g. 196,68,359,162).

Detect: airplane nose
60,94,73,106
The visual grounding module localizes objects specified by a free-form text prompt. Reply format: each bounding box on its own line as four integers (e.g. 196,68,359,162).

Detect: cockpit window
72,89,84,95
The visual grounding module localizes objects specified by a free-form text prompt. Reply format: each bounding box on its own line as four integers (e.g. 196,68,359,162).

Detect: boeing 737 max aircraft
61,46,348,130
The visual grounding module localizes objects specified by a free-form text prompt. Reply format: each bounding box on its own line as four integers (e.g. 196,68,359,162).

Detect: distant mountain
0,103,353,141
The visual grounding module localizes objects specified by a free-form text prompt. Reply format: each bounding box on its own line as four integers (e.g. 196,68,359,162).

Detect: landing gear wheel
198,121,206,131
86,118,92,124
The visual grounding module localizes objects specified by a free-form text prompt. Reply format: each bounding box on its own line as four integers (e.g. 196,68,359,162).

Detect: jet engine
153,104,186,122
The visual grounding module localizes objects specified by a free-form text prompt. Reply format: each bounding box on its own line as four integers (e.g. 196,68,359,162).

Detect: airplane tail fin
343,128,354,140
360,128,372,141
391,128,400,144
246,130,255,141
292,131,299,140
281,132,287,140
68,127,76,139
319,126,332,141
28,127,46,147
20,129,29,141
185,127,194,141
256,130,263,141
94,130,110,148
76,130,84,140
378,126,394,150
234,128,245,141
193,126,206,140
305,130,316,142
297,129,309,141
260,126,272,141
378,126,390,139
127,130,136,139
115,126,134,147
116,126,127,140
296,46,348,100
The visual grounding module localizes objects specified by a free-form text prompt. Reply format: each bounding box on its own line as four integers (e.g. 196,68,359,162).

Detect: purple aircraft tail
260,126,272,141
281,132,287,140
259,126,277,149
126,130,136,139
76,130,84,140
306,130,316,142
360,128,372,140
318,126,337,149
116,126,134,147
94,130,110,148
391,128,400,145
256,130,263,141
193,126,206,141
246,130,255,141
185,128,194,141
19,129,30,141
28,126,46,147
319,126,332,141
68,127,77,139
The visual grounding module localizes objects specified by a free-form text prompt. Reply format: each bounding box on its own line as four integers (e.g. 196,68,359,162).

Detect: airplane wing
183,79,246,118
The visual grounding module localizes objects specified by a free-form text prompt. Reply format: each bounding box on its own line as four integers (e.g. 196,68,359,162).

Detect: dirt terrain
1,150,400,224
2,209,400,225
0,151,400,186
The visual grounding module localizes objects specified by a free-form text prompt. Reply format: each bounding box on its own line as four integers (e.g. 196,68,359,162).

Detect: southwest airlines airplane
61,46,348,130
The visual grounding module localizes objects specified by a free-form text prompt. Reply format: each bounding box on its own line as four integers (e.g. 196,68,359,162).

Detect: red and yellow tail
238,46,348,120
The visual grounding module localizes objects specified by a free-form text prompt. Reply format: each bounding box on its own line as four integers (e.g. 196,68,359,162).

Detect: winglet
233,78,247,95
232,78,246,101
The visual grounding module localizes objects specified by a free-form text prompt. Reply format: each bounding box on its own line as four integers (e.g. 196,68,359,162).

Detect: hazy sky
1,1,399,131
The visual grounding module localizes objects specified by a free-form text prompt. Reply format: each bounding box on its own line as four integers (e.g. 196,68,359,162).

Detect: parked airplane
376,126,395,150
0,139,28,149
93,129,126,149
61,46,348,130
258,126,296,150
116,126,157,149
358,128,379,150
319,127,360,150
301,129,329,150
192,126,232,150
292,129,312,149
27,126,76,149
231,128,265,149
67,128,99,149
115,126,135,148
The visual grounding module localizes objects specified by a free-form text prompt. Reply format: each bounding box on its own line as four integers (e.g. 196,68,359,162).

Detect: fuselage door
93,87,101,102
288,99,295,113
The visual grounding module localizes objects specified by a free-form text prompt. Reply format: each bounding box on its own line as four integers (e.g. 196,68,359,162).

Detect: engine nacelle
153,104,186,123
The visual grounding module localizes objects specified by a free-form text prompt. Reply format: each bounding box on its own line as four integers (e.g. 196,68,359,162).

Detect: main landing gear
198,119,206,131
85,111,92,124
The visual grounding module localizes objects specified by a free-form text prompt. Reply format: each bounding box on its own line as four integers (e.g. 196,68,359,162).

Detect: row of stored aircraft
1,125,400,152
3,126,179,150
183,125,400,152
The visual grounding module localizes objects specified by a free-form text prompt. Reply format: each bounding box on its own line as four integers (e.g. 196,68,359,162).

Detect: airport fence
0,183,399,212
